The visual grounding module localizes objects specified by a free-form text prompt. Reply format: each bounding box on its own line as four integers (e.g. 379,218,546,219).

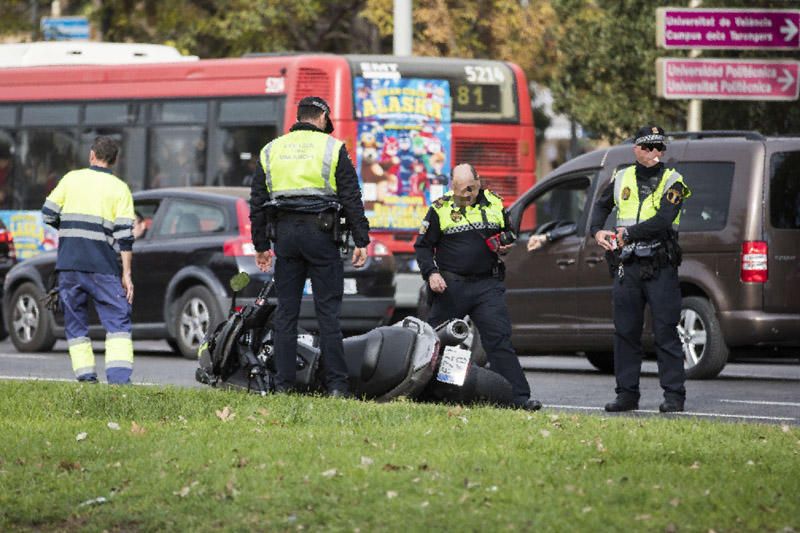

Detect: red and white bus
0,43,536,305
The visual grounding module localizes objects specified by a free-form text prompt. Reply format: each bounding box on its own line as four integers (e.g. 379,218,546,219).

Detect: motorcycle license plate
436,346,470,386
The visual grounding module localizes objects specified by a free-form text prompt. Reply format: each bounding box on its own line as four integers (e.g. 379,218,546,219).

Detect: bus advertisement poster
354,77,452,231
0,210,58,260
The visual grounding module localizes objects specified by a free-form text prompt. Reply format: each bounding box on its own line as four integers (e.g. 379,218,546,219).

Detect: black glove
41,288,60,313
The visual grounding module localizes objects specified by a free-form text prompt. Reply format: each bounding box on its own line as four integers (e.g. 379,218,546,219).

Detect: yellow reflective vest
260,130,342,198
613,166,691,229
432,190,505,234
42,166,135,275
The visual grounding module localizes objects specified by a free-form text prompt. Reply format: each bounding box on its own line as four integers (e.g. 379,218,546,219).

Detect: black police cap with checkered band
634,125,666,146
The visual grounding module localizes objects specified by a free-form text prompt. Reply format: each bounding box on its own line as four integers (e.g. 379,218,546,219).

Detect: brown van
498,131,800,379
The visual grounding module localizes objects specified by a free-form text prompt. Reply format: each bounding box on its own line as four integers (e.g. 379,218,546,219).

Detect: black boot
604,395,639,412
515,398,543,412
327,388,352,399
659,397,685,413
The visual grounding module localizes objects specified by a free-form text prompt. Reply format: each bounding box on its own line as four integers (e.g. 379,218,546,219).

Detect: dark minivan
500,131,800,379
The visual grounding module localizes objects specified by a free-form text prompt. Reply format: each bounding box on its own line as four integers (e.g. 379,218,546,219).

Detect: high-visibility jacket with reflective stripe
260,130,341,198
42,166,135,275
613,165,691,230
432,190,505,235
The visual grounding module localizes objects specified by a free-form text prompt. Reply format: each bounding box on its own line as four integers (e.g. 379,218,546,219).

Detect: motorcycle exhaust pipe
434,319,470,347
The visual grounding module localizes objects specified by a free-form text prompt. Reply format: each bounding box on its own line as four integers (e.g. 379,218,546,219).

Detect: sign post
657,58,799,101
657,8,800,50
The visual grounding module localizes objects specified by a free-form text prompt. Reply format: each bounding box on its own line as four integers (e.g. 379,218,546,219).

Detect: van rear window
673,162,734,232
770,151,800,230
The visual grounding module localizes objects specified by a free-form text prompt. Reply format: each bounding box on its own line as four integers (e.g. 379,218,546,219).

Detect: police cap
634,125,666,146
298,96,334,134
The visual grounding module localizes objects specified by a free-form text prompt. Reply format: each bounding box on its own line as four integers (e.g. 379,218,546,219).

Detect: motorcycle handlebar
434,319,470,346
256,280,274,301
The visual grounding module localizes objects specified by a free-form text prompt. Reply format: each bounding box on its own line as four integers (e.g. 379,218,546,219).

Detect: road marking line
545,404,795,422
720,399,800,408
0,375,159,386
0,375,73,383
0,354,60,360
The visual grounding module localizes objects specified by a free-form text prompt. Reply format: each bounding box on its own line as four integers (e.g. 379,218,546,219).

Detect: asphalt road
1,339,798,426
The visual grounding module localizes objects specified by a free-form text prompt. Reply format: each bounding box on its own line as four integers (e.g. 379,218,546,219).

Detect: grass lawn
0,380,797,532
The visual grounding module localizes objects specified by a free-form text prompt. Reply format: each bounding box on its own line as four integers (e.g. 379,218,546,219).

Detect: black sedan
2,187,396,358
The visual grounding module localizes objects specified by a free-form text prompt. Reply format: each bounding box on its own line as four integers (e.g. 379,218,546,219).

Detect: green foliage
0,381,799,531
0,0,57,39
546,0,686,141
91,0,379,57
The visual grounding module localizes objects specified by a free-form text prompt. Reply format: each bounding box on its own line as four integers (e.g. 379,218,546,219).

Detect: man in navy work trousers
592,125,691,413
250,96,371,397
415,163,542,411
42,136,136,384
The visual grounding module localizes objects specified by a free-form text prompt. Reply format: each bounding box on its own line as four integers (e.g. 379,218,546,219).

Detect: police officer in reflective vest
415,163,542,411
591,125,692,413
42,136,135,384
250,96,370,396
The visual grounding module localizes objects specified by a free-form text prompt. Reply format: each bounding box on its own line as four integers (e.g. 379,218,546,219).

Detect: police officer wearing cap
250,96,371,397
415,163,542,411
591,125,692,413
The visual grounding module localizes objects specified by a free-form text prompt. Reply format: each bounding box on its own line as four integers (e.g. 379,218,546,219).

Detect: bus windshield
348,57,518,123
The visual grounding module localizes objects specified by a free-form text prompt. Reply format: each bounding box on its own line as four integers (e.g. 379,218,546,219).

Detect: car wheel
586,352,614,373
678,296,729,379
173,286,223,359
8,282,56,352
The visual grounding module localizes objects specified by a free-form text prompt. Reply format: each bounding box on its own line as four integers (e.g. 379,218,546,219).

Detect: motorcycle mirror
229,272,251,292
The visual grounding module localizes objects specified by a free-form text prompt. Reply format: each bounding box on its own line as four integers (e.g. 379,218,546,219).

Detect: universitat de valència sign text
656,8,800,50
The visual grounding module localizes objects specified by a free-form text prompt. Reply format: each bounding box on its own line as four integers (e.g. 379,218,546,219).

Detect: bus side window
17,128,79,209
0,130,14,209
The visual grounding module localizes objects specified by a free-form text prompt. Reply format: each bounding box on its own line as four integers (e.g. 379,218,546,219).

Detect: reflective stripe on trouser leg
105,332,133,384
68,337,96,380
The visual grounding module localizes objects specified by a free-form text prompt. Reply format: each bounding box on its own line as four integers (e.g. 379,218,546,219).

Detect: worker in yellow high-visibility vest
42,136,135,384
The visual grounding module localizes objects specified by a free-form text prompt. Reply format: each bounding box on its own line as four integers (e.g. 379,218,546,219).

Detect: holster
664,237,683,267
264,205,278,242
331,210,350,248
492,261,506,281
605,249,621,278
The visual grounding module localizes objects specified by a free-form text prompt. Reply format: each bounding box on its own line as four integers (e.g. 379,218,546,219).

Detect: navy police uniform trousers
272,214,348,392
613,260,686,400
428,273,531,405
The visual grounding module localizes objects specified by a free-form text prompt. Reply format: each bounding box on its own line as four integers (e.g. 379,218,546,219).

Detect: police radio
485,230,517,252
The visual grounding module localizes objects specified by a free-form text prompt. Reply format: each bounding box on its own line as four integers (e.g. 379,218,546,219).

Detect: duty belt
278,211,320,223
441,270,495,282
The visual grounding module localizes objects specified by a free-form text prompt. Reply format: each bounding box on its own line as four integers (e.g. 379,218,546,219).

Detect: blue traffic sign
40,17,90,41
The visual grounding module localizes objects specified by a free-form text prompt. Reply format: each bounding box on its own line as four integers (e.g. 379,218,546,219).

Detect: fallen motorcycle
196,273,513,406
